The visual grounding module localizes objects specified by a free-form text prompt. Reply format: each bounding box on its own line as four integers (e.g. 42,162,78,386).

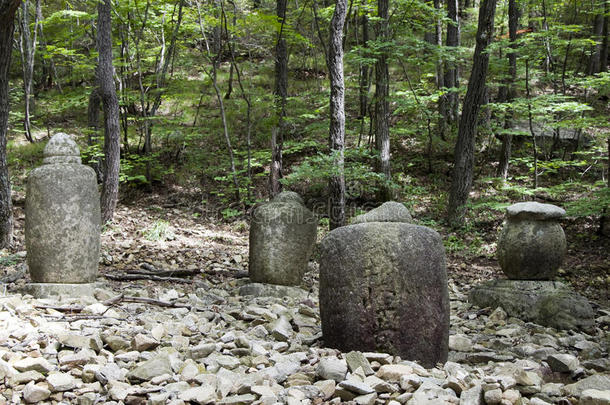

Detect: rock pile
0,274,608,405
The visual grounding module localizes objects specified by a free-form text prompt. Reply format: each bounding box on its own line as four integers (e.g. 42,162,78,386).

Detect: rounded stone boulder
352,201,412,224
319,222,449,368
248,192,317,286
497,202,566,280
25,133,100,284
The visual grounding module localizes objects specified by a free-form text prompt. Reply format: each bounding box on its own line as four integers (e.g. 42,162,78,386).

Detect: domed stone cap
506,202,565,221
272,191,304,205
42,133,82,165
352,201,412,224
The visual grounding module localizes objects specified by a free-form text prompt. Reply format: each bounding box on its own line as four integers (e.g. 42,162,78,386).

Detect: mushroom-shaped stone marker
25,133,101,285
497,202,566,280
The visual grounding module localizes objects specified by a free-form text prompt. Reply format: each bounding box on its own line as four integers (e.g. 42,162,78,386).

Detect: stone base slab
469,279,595,331
238,282,309,300
21,282,102,299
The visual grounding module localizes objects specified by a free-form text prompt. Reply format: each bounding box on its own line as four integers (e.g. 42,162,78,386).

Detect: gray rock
497,202,566,280
316,357,348,383
272,191,304,204
449,335,473,352
407,380,458,404
46,371,76,391
127,354,172,382
469,280,595,331
131,333,159,351
483,388,502,405
345,351,375,376
562,375,610,397
352,201,412,224
238,283,309,300
25,133,100,284
23,381,51,403
319,222,449,368
546,353,579,373
179,385,217,404
57,333,103,352
249,192,317,286
459,384,483,405
13,357,54,373
580,389,610,405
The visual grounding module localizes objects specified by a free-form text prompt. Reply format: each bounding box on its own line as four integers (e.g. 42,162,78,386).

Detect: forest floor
3,185,607,309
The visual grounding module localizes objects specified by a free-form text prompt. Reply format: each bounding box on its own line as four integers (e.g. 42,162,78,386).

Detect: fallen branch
34,304,83,313
102,293,192,310
103,273,193,283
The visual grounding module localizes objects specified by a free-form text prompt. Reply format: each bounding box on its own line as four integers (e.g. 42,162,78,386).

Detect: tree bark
358,13,370,146
0,0,20,248
97,0,121,224
444,0,460,123
588,3,605,75
327,0,347,230
375,0,391,201
447,0,496,227
18,0,39,143
497,0,518,180
270,0,287,198
601,0,608,73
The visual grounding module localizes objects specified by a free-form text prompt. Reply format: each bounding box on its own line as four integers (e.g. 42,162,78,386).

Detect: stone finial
42,133,82,165
352,201,412,224
506,202,566,221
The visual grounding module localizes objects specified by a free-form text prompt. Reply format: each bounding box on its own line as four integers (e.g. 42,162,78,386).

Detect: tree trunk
433,0,447,141
588,4,605,75
497,0,518,180
445,0,460,123
375,0,391,201
358,13,370,146
447,0,496,227
327,0,347,230
0,0,20,248
87,87,104,183
601,0,608,73
18,0,40,143
270,0,287,198
97,0,121,224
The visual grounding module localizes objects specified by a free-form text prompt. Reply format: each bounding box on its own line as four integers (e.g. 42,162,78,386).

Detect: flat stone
21,283,99,299
127,354,172,382
562,375,610,397
9,370,45,386
178,385,217,404
57,333,103,352
23,381,51,403
505,202,565,220
13,357,54,373
469,280,595,331
238,283,309,300
346,351,375,376
376,364,413,382
459,384,483,405
338,379,375,395
316,358,347,382
131,333,159,351
46,371,77,392
580,389,610,405
449,335,473,352
546,353,579,373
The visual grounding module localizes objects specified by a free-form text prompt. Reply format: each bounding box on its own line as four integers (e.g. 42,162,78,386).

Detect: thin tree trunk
270,0,288,198
433,0,447,141
358,13,369,146
87,87,104,182
0,0,20,248
525,60,538,189
375,0,391,201
447,0,496,227
327,0,347,230
498,0,518,180
601,0,608,72
19,0,40,143
588,3,605,75
445,0,460,123
98,0,121,224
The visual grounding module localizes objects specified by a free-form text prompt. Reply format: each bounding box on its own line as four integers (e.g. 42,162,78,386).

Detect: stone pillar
319,203,449,368
497,202,566,280
248,191,317,286
469,202,595,331
24,133,101,297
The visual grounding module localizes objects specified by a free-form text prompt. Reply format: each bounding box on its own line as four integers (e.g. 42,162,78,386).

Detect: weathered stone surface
319,222,449,367
25,132,100,284
316,357,347,382
23,381,51,403
562,375,610,397
468,280,595,331
580,389,610,405
352,201,412,224
249,192,317,286
497,202,566,280
127,354,172,382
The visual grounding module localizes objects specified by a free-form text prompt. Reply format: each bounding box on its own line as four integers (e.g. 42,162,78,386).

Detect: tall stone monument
248,191,317,286
470,202,595,331
24,133,101,297
319,202,449,368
